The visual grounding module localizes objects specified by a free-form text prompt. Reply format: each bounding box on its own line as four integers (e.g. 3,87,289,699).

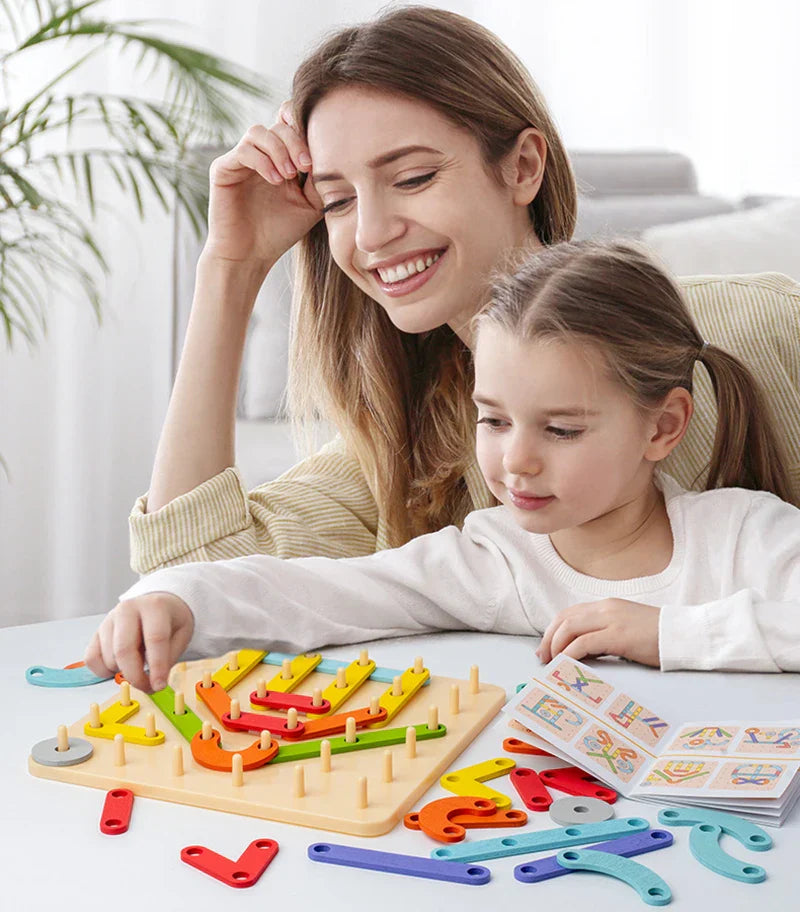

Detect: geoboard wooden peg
202,721,213,740
294,765,305,798
383,750,393,783
173,744,184,777
287,708,299,730
469,665,480,695
405,726,417,759
89,702,101,729
359,649,370,666
174,690,186,715
414,656,424,675
57,724,69,753
369,696,380,716
336,667,347,689
260,732,271,751
228,652,239,672
145,713,156,739
357,776,368,809
428,705,439,731
392,675,402,696
321,739,331,772
230,699,241,720
257,678,267,699
119,681,131,706
450,685,460,715
281,659,292,680
313,688,323,707
202,671,212,689
232,753,243,787
114,733,126,767
345,716,357,743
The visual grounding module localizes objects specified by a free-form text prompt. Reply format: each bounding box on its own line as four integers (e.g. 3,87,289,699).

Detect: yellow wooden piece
321,657,377,714
83,700,165,745
371,665,430,727
265,653,322,693
212,649,267,690
439,756,516,809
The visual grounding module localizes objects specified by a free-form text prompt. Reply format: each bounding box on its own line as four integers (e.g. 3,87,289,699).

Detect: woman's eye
321,197,353,215
547,426,583,439
396,171,437,189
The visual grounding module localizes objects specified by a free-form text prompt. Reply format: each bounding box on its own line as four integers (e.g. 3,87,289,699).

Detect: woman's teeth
376,251,441,284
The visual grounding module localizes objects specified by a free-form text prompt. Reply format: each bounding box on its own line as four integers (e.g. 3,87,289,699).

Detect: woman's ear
505,128,547,206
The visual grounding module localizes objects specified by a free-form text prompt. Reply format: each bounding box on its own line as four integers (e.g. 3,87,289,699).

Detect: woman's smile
370,247,447,297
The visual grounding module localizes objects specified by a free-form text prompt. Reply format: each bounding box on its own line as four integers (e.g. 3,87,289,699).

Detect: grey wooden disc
31,736,93,767
549,796,614,825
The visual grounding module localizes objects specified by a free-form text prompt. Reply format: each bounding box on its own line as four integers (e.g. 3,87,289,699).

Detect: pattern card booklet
504,655,800,826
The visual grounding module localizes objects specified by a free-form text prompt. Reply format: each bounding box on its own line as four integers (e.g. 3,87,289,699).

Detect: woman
129,5,797,579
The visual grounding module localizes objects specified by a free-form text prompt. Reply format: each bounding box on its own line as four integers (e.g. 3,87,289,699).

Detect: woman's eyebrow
313,145,443,184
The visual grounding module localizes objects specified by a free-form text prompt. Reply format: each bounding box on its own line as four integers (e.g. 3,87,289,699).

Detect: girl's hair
286,5,577,546
476,239,795,504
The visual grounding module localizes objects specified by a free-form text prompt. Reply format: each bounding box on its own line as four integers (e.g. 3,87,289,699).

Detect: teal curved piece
689,824,766,883
556,847,672,906
657,807,772,851
25,665,113,687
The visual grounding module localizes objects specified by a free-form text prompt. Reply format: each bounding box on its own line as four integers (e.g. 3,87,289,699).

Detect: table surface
4,613,799,911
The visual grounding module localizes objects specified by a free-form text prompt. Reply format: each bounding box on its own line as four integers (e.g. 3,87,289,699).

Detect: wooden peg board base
29,655,506,836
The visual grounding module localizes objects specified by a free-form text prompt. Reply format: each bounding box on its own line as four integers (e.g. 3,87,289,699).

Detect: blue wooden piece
657,807,772,851
25,664,113,687
689,823,767,883
556,847,672,905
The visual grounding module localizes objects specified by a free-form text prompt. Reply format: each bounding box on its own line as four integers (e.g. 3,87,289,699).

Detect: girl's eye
321,197,353,215
477,417,507,430
396,170,437,189
547,426,583,439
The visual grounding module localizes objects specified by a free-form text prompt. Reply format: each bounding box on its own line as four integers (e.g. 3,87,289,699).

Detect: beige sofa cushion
663,273,800,503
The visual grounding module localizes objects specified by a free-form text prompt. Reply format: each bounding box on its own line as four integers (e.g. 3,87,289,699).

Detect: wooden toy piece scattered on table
539,765,618,803
510,767,552,811
549,795,615,826
29,651,506,836
100,788,134,835
430,817,650,863
181,838,279,888
689,824,767,883
514,829,674,884
439,756,516,808
555,848,672,906
404,795,527,842
503,737,554,758
25,661,112,688
31,724,93,767
307,842,491,885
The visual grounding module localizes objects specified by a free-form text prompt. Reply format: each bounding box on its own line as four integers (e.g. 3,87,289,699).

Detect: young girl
86,241,800,693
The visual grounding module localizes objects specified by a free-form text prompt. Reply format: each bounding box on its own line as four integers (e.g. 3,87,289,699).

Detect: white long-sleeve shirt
119,472,800,673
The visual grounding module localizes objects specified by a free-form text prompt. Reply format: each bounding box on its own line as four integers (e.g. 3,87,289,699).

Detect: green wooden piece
270,722,447,764
148,686,204,742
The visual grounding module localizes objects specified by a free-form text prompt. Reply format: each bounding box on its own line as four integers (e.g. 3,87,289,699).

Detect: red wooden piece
503,737,554,757
181,838,279,888
509,767,553,811
539,765,618,803
100,788,134,835
250,689,331,715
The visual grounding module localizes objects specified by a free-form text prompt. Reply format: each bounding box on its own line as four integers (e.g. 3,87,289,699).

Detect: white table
4,614,798,911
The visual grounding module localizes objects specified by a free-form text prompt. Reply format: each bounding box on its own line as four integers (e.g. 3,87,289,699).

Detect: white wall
1,0,797,628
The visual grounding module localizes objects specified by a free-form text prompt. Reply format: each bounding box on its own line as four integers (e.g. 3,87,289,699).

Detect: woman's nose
355,196,406,253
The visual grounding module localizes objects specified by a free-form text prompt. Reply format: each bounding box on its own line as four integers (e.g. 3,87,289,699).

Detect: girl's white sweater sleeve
659,492,800,672
117,512,531,660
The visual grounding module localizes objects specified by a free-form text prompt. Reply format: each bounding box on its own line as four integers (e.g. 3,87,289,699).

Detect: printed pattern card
505,656,800,805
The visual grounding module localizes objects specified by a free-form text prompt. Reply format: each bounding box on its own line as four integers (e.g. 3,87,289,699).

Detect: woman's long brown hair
286,5,577,546
476,239,795,504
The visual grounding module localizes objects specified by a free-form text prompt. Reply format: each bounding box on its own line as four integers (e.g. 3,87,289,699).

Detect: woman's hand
84,594,195,693
536,598,661,667
203,102,324,268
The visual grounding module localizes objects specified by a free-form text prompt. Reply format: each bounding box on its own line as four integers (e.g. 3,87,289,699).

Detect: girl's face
306,86,540,339
473,325,661,535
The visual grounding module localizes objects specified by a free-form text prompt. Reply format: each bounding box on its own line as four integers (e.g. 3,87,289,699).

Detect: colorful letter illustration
642,760,713,789
516,690,585,742
710,761,787,791
577,727,640,780
738,727,800,754
549,662,613,706
669,725,737,753
606,695,668,747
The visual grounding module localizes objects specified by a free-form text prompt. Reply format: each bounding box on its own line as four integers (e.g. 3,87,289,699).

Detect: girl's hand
536,598,661,667
203,101,324,268
84,594,195,693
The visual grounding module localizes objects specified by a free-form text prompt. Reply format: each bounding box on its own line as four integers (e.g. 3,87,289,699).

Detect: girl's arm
660,492,800,672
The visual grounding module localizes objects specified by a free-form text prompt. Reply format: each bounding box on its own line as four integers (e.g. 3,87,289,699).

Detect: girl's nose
503,435,541,477
355,196,406,253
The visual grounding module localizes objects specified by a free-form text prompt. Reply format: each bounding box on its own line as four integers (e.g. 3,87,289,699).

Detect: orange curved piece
190,727,279,772
503,737,554,757
404,795,526,843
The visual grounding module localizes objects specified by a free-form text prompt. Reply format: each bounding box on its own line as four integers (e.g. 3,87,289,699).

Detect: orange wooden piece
190,727,279,772
404,795,527,843
281,704,388,741
503,737,554,757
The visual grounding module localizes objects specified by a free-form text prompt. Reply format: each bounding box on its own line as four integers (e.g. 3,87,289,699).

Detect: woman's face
307,86,540,340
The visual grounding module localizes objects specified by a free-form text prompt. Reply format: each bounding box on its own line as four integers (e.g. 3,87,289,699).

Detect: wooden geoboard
29,649,506,836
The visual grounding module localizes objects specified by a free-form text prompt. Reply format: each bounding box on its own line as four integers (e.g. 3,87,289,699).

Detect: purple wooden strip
514,829,673,883
308,843,490,885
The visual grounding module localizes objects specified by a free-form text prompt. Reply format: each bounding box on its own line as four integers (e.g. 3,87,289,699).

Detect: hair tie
697,340,710,361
